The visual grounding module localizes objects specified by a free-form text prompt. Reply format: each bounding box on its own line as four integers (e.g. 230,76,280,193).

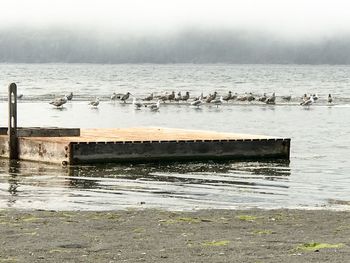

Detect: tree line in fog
1,28,350,64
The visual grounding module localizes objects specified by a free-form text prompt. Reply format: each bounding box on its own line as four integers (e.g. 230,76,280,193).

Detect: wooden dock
0,83,291,165
0,127,290,165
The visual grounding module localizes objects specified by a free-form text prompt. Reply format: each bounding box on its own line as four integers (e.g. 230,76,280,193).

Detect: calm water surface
0,64,349,211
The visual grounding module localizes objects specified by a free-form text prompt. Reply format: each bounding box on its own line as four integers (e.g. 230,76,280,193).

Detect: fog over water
2,0,350,64
2,28,350,64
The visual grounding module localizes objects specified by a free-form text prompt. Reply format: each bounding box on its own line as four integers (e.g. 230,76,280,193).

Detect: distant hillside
1,28,350,64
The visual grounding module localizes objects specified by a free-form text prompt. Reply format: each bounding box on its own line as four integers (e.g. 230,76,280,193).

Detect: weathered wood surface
71,138,290,164
14,127,281,143
8,83,18,159
0,127,290,165
0,127,80,137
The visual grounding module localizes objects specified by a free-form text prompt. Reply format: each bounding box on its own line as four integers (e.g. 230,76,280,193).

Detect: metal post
8,83,18,159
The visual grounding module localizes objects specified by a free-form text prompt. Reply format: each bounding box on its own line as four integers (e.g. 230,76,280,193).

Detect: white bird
111,92,117,100
149,100,160,111
300,96,314,106
49,95,68,108
211,96,224,108
223,91,232,102
89,97,100,107
132,97,144,109
190,99,203,108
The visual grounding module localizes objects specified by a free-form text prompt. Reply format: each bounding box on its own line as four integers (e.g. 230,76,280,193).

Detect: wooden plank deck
0,127,290,165
21,127,278,143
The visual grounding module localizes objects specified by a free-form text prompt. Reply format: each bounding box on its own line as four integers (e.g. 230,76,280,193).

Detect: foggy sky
2,0,350,64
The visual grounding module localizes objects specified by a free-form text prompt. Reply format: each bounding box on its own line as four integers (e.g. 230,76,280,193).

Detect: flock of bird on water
45,90,334,111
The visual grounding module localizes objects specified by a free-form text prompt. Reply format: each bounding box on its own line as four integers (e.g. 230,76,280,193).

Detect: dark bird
121,92,131,103
181,91,190,102
132,97,144,109
159,93,169,102
266,92,276,104
231,93,238,100
143,93,154,101
247,93,255,102
66,92,73,101
282,95,292,101
168,91,175,102
328,94,333,104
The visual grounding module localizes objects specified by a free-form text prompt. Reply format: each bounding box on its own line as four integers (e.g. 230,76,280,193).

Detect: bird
120,92,131,103
49,95,68,108
312,94,319,102
89,97,100,107
327,94,333,104
132,97,144,109
167,91,175,102
301,94,309,100
66,92,73,101
223,91,232,102
143,93,153,101
159,92,169,102
111,92,117,100
211,96,224,108
300,96,314,106
231,93,238,100
206,92,217,103
247,93,255,102
282,95,292,101
190,99,203,108
174,92,182,102
181,91,190,102
258,93,267,102
195,93,204,101
237,94,248,101
266,92,276,104
149,100,160,111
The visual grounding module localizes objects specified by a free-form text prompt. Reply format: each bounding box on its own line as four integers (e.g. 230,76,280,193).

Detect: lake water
0,64,350,211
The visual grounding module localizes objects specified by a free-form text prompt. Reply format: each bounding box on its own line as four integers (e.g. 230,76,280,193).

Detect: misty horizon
1,27,350,64
2,0,350,64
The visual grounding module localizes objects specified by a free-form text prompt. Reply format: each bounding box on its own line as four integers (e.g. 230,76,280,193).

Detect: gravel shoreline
1,208,350,262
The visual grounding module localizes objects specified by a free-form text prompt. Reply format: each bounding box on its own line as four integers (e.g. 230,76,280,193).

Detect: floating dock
0,83,290,165
0,127,290,165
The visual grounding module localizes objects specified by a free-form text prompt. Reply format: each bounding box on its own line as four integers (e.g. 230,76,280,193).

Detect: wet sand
1,209,350,262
